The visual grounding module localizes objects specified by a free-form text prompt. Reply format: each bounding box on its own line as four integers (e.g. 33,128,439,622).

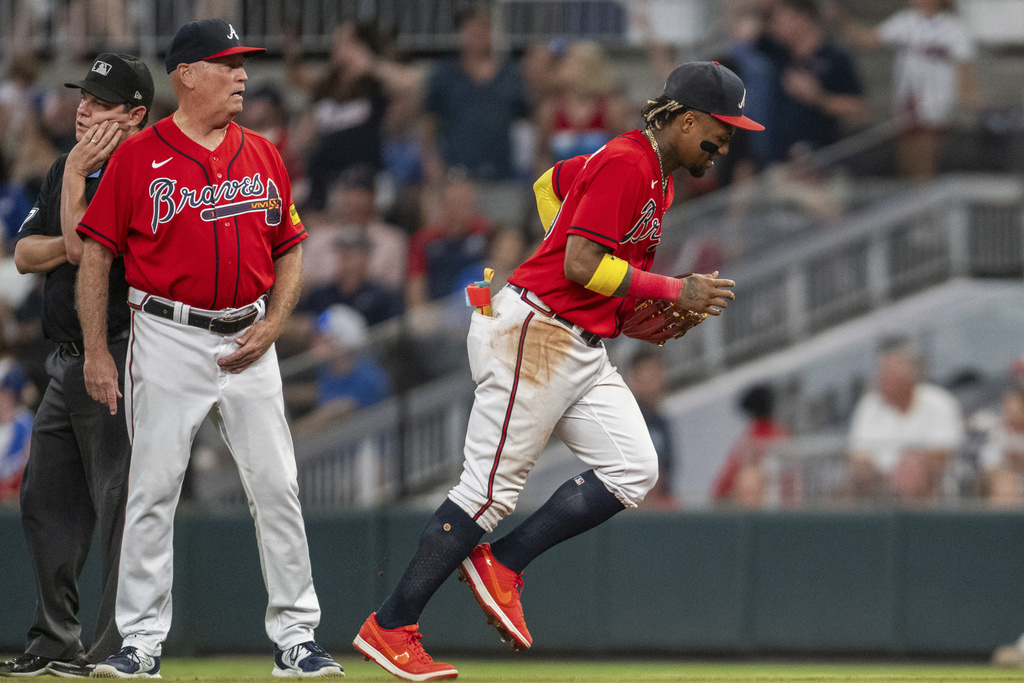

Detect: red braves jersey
509,129,675,338
77,116,306,310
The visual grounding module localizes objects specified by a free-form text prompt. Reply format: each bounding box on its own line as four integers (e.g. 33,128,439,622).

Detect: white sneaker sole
352,635,457,681
89,665,160,679
458,558,531,650
271,664,344,678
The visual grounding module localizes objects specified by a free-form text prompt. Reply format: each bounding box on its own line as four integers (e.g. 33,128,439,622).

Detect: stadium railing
0,0,683,61
743,433,987,509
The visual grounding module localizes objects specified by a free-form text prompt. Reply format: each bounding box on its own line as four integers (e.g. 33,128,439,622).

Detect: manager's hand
84,348,122,415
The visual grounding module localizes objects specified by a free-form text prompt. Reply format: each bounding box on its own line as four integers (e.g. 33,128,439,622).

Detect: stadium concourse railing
728,432,990,509
195,170,1024,512
0,0,721,61
659,172,1024,379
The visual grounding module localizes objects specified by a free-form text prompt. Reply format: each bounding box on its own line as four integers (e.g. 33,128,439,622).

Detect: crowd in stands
709,335,1024,510
0,0,1012,508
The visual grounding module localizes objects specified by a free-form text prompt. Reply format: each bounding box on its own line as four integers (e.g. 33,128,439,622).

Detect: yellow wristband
585,253,629,296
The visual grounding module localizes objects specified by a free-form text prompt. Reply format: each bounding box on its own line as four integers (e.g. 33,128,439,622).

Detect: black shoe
45,660,92,678
0,654,54,677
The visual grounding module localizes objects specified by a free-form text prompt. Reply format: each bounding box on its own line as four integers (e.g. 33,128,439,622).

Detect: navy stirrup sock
375,498,484,629
490,470,625,574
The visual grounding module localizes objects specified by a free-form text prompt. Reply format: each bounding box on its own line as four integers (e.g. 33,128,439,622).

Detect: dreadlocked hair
642,95,688,130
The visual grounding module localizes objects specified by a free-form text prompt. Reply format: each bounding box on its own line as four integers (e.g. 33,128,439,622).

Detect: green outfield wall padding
3,508,1023,656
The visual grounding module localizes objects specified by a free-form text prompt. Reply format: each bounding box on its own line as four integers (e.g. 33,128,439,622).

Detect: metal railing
0,0,653,63
656,173,1024,383
196,367,476,509
728,433,986,509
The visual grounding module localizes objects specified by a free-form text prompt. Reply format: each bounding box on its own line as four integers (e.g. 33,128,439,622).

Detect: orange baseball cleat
353,613,458,681
458,543,532,650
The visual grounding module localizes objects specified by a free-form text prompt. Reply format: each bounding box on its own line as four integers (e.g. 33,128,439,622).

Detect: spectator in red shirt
712,384,790,506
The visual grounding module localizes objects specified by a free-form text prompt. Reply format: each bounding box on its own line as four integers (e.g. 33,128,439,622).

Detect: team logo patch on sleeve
289,204,300,225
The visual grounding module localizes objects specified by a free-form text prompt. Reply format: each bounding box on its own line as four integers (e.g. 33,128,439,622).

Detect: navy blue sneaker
90,647,160,678
272,641,343,678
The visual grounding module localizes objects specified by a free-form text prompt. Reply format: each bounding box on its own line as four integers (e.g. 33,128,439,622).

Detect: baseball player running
75,19,341,678
0,54,152,680
353,61,763,680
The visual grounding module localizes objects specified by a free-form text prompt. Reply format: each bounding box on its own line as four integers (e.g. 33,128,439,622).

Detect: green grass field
119,656,1024,682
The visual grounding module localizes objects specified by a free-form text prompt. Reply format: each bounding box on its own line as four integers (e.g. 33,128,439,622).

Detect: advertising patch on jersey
149,174,282,233
289,204,300,226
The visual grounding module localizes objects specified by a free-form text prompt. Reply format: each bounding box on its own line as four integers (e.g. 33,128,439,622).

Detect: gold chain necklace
643,127,667,197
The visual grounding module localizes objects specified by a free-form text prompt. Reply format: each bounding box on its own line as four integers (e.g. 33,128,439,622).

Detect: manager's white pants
117,310,320,656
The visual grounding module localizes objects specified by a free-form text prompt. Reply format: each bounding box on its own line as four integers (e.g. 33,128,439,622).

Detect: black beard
686,162,707,178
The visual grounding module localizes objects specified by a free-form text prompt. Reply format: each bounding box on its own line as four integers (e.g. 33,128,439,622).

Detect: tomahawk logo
148,174,281,233
200,179,282,225
92,61,111,76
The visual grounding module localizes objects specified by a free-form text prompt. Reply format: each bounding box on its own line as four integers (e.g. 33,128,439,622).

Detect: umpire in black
0,55,153,678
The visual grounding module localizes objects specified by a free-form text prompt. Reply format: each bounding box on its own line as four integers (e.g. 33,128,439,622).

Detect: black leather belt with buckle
142,295,267,335
507,285,602,347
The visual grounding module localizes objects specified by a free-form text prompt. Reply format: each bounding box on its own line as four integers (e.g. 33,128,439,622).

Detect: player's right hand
68,121,123,177
84,349,122,415
676,271,736,316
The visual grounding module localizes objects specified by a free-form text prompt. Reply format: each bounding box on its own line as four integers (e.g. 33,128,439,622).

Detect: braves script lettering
620,198,661,252
148,174,268,233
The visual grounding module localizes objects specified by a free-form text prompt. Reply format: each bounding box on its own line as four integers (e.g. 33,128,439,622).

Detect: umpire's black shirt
16,155,129,343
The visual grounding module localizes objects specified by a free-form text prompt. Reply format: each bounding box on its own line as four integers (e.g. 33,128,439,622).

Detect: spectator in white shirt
834,0,984,180
848,338,965,502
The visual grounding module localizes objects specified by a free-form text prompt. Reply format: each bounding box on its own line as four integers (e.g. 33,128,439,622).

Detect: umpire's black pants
19,337,130,663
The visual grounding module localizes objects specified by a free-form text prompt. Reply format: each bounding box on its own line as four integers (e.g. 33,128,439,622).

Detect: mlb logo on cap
65,53,154,109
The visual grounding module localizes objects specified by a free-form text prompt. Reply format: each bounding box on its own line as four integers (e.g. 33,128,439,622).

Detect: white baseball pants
117,307,320,656
448,286,659,532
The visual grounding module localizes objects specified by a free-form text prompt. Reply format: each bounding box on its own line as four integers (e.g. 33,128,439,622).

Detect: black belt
58,329,130,357
507,285,602,347
142,294,267,335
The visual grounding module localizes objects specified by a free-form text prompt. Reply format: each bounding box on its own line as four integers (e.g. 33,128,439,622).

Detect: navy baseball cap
64,53,154,109
164,18,265,73
663,61,764,131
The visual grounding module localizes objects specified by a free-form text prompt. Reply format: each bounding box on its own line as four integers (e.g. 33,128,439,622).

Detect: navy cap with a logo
663,61,764,131
164,18,266,73
64,53,154,110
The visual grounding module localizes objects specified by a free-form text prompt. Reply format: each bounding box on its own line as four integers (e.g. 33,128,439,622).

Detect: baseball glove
621,296,707,346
